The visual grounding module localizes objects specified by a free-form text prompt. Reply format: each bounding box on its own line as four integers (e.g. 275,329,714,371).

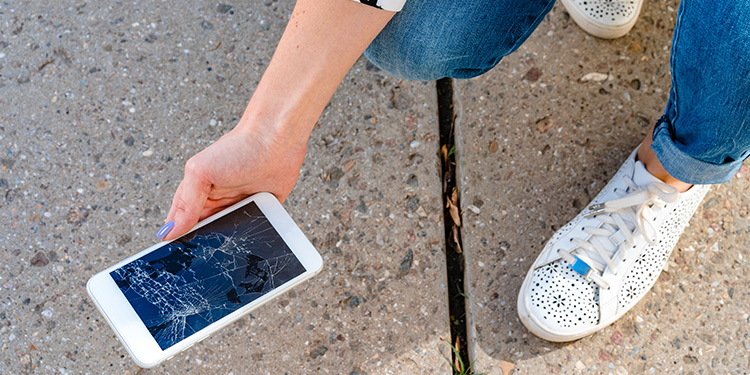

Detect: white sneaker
561,0,644,39
517,147,710,342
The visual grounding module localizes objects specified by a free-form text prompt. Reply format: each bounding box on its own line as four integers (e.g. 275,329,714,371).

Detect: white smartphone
87,192,323,368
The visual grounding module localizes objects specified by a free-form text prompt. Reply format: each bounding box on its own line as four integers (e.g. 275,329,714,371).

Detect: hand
158,124,307,241
156,0,394,241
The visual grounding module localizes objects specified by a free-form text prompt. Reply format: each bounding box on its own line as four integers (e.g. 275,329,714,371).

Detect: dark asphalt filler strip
436,77,471,373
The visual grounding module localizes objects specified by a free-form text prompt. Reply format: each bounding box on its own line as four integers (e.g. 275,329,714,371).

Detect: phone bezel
86,192,323,368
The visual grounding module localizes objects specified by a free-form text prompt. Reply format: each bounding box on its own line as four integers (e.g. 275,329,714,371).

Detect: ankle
636,144,693,193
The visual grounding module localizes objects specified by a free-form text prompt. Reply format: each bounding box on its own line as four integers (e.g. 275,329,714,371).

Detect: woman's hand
159,123,307,241
158,0,395,240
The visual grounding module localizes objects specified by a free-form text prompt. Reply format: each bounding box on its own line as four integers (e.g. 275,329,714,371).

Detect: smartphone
87,192,323,368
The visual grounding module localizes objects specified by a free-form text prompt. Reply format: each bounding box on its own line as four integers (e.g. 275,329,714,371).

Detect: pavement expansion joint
436,77,471,373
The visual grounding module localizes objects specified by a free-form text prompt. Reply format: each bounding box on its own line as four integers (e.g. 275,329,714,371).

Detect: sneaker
561,0,644,39
517,147,710,342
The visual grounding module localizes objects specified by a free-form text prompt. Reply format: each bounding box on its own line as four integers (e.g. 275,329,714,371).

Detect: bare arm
244,0,395,140
160,0,395,240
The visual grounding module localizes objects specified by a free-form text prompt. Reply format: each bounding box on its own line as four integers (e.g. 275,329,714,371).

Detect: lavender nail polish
157,221,175,240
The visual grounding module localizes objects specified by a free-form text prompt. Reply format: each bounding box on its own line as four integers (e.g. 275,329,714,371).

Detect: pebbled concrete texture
456,1,750,374
0,1,450,374
4,0,749,374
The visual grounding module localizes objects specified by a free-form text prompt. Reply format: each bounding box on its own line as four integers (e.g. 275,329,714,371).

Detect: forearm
236,0,395,142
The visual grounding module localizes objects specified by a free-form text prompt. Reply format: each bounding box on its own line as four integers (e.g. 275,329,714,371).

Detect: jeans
364,0,750,184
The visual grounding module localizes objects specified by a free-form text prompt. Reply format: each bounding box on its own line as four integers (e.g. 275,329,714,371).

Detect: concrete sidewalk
456,1,750,374
0,1,449,374
1,0,748,374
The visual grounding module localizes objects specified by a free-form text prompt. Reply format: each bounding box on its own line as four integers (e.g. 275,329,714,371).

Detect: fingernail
157,221,175,240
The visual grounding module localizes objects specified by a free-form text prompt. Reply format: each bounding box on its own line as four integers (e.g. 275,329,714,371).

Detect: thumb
159,167,211,241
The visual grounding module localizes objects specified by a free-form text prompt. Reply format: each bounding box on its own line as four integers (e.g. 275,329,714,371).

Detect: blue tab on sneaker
568,256,592,276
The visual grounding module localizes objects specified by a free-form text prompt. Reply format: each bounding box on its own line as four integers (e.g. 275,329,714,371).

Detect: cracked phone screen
110,201,306,350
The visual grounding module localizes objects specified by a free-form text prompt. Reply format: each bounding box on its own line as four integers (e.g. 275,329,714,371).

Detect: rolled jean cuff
651,117,743,185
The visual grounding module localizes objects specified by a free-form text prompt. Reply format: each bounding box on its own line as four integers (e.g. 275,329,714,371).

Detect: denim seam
665,0,687,138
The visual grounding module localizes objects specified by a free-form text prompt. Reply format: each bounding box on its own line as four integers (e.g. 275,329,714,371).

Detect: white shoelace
558,176,679,289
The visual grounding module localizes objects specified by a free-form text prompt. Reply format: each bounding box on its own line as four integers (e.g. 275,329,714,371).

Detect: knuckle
184,157,204,176
170,197,192,220
184,157,213,187
173,195,190,212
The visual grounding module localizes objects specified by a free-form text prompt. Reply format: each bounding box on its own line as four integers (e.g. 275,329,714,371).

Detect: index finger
160,168,212,241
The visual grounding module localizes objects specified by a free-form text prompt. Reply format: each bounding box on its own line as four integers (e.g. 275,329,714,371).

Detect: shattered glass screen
110,201,306,350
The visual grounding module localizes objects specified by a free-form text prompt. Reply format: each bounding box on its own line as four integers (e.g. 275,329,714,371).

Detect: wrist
234,99,317,148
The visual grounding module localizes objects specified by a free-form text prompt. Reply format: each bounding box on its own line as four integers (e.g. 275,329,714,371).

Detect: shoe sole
560,0,644,39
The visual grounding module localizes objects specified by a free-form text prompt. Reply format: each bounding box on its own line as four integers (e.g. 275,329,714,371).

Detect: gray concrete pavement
456,1,750,374
3,0,749,374
0,1,449,374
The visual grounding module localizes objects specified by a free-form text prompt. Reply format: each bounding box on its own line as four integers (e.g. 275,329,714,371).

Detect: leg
364,0,556,81
518,0,750,342
650,1,750,185
638,124,693,193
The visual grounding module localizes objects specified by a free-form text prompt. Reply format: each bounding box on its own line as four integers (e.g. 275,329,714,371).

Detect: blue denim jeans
365,0,750,184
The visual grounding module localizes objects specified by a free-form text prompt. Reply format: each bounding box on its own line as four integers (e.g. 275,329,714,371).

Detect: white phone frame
87,192,323,368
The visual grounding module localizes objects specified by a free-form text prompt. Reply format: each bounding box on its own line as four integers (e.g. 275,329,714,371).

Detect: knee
363,0,555,81
364,25,504,81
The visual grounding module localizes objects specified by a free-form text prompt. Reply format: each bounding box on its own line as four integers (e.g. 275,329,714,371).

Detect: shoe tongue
632,160,662,187
577,161,659,272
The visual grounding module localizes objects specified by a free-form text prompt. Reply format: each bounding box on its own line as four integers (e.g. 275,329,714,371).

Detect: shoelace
558,176,679,289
